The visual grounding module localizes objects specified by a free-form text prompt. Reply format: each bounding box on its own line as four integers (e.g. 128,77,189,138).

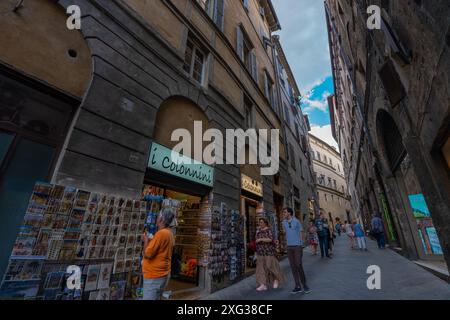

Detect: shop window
183,36,208,85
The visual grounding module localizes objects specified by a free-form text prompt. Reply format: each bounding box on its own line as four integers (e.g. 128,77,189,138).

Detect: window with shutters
197,0,224,30
290,144,296,170
183,35,207,85
283,103,290,126
264,71,276,109
237,26,258,84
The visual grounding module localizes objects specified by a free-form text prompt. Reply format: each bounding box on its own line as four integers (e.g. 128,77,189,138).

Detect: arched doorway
377,110,443,260
0,1,92,278
142,96,213,293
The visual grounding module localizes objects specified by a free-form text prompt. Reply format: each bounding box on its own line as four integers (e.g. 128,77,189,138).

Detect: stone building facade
309,134,351,225
0,0,316,295
325,0,450,272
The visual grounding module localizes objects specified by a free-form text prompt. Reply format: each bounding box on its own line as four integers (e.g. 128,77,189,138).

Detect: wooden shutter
236,26,244,61
214,0,225,30
250,50,258,83
264,72,269,98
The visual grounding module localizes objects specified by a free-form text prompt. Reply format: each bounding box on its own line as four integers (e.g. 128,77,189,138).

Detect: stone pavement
204,235,450,300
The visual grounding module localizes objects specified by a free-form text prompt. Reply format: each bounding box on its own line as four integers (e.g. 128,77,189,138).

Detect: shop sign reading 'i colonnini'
148,142,214,187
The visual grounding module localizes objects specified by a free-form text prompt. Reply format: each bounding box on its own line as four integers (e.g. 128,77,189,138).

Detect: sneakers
303,286,312,294
291,287,303,294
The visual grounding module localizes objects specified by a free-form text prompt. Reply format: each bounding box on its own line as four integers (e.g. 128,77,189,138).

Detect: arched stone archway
153,96,211,163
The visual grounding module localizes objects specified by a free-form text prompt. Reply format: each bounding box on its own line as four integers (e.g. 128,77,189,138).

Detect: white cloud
310,125,339,151
272,0,332,93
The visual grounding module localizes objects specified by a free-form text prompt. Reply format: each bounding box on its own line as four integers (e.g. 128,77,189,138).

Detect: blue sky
272,0,338,149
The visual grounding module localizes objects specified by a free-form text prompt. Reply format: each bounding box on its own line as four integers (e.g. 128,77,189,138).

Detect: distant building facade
309,134,351,225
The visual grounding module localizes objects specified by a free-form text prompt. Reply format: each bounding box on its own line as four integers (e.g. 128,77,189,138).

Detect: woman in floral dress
255,217,284,291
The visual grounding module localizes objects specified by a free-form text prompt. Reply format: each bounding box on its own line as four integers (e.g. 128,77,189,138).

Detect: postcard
118,235,127,247
57,201,73,215
58,240,78,261
33,182,53,195
32,229,52,256
110,226,120,237
25,202,46,215
42,214,54,229
113,215,122,226
84,264,101,291
88,290,98,300
52,214,68,230
47,239,64,260
117,198,126,208
23,213,44,228
134,246,142,257
116,248,125,260
132,257,141,271
96,288,110,300
0,280,40,299
75,246,87,259
113,260,125,274
62,187,77,202
110,280,126,300
87,246,97,260
30,192,49,206
51,185,65,200
68,208,85,229
89,193,100,205
125,247,133,259
74,190,90,209
124,259,132,271
96,246,106,259
108,197,116,207
97,263,113,289
125,200,133,211
129,223,137,233
12,237,36,257
106,247,116,260
97,204,107,216
106,206,115,217
126,235,135,248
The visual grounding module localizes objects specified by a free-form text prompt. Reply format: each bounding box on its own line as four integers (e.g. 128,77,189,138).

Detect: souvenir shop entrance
240,174,263,274
143,165,212,295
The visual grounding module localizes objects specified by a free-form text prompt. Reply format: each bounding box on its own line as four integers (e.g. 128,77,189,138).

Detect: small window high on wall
183,35,208,86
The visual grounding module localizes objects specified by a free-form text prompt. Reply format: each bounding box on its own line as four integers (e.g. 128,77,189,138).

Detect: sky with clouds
272,0,338,150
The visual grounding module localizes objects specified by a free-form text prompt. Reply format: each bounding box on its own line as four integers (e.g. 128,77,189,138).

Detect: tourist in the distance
315,212,331,258
371,213,386,249
353,219,367,251
307,221,319,256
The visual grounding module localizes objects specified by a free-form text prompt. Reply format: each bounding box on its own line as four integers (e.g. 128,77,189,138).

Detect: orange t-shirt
142,228,174,279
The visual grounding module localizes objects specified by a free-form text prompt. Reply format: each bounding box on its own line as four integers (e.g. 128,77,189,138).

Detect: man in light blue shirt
282,207,311,294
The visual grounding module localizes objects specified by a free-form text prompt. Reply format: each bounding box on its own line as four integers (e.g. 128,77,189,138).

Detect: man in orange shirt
142,208,175,300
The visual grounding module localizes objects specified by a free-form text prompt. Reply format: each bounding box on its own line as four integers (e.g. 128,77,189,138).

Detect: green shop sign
148,142,214,187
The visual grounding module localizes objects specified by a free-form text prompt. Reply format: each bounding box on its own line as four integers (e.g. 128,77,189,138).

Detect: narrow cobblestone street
205,236,450,300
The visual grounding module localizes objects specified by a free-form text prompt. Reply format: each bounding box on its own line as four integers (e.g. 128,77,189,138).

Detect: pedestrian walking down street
353,220,367,251
371,213,386,249
307,221,319,255
255,218,284,291
141,208,175,300
328,222,336,256
344,220,356,249
315,212,331,258
335,218,342,236
282,208,311,294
